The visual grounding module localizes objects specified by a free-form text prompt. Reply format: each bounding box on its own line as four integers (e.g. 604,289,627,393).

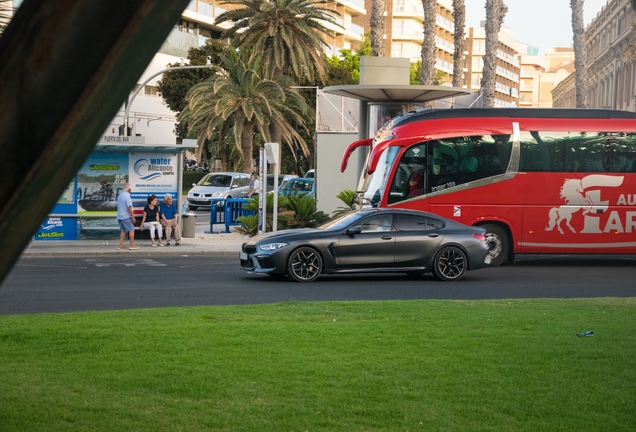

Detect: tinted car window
318,212,367,231
284,179,313,192
356,215,393,233
427,218,444,230
397,214,428,231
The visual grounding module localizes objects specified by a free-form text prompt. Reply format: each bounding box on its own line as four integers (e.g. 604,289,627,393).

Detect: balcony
495,82,519,98
345,21,364,35
392,27,423,41
435,58,453,73
496,49,520,67
335,0,366,15
324,17,363,41
436,14,454,32
393,3,424,17
391,50,421,62
435,35,454,53
496,65,519,82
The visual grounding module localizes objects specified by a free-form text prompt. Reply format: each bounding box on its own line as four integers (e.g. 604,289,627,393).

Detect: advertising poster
129,153,178,208
34,217,78,241
77,153,129,215
57,179,76,205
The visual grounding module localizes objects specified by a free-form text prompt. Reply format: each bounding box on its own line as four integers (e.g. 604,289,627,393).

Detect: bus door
338,214,396,267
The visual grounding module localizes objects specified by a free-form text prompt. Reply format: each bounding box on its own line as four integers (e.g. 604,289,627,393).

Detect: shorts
118,218,135,232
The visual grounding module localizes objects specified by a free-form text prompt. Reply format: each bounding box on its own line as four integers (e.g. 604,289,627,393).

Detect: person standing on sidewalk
117,183,139,250
160,193,181,246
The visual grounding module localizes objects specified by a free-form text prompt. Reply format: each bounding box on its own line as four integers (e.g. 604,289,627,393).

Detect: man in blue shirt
116,183,139,250
160,193,181,246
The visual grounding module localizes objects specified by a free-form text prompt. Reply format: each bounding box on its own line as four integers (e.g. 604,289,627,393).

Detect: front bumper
239,244,288,274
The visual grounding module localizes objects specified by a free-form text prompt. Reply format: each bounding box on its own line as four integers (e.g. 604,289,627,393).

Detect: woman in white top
140,195,164,246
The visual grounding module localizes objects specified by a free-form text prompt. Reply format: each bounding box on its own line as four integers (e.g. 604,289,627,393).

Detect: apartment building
519,54,545,107
584,0,636,111
355,0,455,83
465,23,520,107
323,0,366,55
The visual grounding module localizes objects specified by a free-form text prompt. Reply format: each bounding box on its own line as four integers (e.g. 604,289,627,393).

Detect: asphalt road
1,254,635,315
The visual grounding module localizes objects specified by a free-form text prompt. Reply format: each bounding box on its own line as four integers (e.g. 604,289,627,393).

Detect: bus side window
387,143,427,204
611,134,636,173
520,131,609,173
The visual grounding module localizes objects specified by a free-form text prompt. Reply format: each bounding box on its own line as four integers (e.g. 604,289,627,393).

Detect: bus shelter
34,136,196,241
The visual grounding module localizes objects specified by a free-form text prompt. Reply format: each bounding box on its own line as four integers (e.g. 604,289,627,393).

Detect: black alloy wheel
433,246,467,281
287,247,323,283
482,224,509,267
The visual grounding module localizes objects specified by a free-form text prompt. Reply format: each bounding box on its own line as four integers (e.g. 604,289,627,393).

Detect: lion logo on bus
546,175,624,234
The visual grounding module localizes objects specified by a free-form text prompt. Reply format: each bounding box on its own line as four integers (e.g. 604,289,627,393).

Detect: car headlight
258,242,288,251
212,191,224,197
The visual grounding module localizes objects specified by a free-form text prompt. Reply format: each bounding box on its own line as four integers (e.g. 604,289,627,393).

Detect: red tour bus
342,108,636,266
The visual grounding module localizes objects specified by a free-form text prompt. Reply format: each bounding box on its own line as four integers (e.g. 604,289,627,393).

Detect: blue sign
34,217,78,241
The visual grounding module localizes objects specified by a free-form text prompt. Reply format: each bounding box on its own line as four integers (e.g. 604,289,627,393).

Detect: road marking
84,258,167,267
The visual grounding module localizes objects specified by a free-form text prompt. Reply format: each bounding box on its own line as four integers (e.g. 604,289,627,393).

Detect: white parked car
187,172,251,210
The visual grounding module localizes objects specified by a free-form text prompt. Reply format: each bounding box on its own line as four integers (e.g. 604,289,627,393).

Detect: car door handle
381,235,392,240
428,233,439,238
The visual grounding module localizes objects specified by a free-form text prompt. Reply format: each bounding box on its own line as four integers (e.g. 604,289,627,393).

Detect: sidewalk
23,224,248,257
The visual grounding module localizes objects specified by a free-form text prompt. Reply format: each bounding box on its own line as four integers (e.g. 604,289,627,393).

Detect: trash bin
181,213,197,238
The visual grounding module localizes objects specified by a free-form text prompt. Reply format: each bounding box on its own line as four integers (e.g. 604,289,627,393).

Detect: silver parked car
187,172,251,210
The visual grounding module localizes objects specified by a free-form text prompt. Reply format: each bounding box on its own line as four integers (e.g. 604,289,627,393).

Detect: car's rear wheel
287,247,322,283
433,246,467,281
482,224,509,267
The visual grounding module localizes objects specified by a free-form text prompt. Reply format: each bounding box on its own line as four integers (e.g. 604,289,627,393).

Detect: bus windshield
355,146,400,206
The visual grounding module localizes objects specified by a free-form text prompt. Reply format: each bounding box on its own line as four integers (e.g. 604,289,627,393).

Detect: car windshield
316,211,368,231
284,179,313,192
355,146,400,207
198,174,232,187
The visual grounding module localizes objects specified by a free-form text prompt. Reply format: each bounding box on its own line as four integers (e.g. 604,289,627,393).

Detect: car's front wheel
287,247,322,283
433,246,467,281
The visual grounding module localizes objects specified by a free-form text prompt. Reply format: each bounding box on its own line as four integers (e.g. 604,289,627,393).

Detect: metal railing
210,199,254,233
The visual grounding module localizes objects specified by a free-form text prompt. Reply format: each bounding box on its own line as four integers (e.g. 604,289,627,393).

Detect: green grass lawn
1,298,635,431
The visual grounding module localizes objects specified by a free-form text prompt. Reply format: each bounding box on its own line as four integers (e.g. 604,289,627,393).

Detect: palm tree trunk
420,0,437,108
371,0,385,56
242,122,254,174
482,0,508,108
452,0,466,88
571,0,588,108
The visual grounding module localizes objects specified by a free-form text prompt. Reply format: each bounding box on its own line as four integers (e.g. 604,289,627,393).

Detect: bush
183,172,208,189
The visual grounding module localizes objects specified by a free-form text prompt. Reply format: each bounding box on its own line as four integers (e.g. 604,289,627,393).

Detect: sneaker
175,242,180,246
166,242,171,246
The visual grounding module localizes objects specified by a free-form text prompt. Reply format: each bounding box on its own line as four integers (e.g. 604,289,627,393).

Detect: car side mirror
346,226,361,235
192,183,196,187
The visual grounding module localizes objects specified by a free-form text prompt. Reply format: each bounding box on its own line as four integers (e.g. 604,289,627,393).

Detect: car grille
241,258,254,269
243,244,256,254
257,257,275,269
192,193,199,197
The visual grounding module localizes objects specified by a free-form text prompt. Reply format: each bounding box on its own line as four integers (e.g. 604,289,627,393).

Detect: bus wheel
483,224,509,267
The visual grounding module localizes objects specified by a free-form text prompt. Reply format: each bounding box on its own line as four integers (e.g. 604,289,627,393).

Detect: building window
471,73,481,87
473,40,485,53
145,86,160,97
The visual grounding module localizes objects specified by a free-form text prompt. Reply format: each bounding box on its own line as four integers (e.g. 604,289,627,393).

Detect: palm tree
215,0,336,82
452,0,466,88
181,50,309,173
215,0,334,159
482,0,508,107
370,0,385,56
571,0,588,108
419,0,437,108
0,0,14,35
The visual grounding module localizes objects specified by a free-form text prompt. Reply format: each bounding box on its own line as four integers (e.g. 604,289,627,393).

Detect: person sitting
407,172,424,198
140,194,164,247
160,193,181,246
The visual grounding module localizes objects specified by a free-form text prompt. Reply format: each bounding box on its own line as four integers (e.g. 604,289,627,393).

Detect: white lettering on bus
627,212,636,233
603,211,624,233
617,194,636,206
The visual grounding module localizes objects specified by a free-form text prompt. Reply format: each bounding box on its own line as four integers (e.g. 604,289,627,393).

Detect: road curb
21,250,239,258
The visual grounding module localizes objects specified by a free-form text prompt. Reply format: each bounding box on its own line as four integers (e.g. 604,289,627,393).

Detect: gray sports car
239,208,491,282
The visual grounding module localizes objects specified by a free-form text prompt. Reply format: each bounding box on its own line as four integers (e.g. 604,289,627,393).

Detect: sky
464,0,613,56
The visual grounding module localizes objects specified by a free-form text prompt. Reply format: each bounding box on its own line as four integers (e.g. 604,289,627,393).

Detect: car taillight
472,233,486,241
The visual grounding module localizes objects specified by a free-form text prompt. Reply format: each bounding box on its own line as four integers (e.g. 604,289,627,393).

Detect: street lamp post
123,57,214,136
